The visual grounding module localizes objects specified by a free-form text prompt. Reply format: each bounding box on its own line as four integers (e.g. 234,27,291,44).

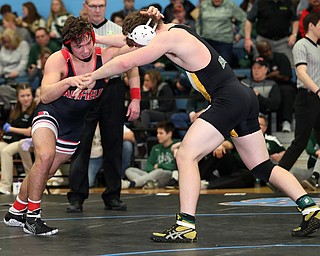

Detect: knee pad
251,159,275,182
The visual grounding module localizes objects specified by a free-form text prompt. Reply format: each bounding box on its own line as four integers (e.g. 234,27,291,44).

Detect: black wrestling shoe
150,213,197,243
3,208,27,227
23,209,58,236
104,199,127,211
291,206,320,237
66,201,83,213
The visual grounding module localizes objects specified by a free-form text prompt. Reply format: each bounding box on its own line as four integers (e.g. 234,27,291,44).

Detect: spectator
200,115,285,189
122,121,180,189
299,0,320,38
46,0,71,46
28,47,52,92
0,4,17,27
196,0,247,66
163,0,196,23
256,40,296,132
244,0,299,68
241,57,281,123
88,124,135,187
110,11,125,27
0,83,36,195
111,0,136,19
171,88,208,138
2,13,32,45
17,2,46,40
171,3,195,31
133,69,176,157
27,27,60,69
79,7,88,20
0,28,30,85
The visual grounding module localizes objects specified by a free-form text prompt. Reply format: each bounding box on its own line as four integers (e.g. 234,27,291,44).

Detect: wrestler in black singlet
169,25,260,138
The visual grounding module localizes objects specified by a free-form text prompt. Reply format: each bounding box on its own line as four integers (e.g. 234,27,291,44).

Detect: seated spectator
0,28,30,85
200,115,286,189
28,47,52,92
0,83,36,194
46,0,71,46
0,4,17,28
133,69,176,157
27,27,61,69
17,2,46,41
2,13,32,45
122,121,180,189
88,124,135,187
241,57,281,127
256,40,296,132
163,0,196,24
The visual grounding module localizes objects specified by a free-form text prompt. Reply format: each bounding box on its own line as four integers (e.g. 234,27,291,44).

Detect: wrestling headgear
127,18,157,46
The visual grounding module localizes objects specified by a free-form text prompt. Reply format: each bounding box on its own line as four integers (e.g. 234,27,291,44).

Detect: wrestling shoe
23,209,58,236
150,214,197,243
3,208,27,227
291,206,320,237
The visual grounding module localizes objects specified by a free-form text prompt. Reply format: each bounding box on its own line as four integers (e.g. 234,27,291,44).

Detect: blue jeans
88,141,134,186
88,157,103,187
122,141,133,179
170,112,190,139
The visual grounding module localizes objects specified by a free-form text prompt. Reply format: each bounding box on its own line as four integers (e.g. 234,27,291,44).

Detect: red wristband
130,87,141,100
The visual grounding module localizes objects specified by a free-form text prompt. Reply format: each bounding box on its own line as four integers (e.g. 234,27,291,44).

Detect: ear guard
127,18,157,46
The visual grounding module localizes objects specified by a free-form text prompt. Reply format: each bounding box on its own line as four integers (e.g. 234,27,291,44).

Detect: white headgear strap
127,18,157,46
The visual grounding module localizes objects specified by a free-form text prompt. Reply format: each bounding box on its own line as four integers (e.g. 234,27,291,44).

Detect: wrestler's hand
141,6,164,20
73,74,95,99
68,74,91,89
126,99,140,121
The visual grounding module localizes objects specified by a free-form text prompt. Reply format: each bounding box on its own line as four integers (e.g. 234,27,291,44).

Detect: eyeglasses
85,2,106,10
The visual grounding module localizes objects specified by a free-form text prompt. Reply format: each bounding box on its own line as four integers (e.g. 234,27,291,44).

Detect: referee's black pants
67,77,126,206
279,88,320,170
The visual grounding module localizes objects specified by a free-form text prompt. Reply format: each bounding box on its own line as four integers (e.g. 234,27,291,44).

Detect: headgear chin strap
127,18,157,46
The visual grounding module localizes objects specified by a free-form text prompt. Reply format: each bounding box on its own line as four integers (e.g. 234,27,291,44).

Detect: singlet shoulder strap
61,48,71,61
95,47,102,55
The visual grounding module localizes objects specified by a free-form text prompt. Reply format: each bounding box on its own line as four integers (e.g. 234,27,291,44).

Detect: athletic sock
28,198,41,213
176,212,196,229
296,194,316,210
12,196,28,212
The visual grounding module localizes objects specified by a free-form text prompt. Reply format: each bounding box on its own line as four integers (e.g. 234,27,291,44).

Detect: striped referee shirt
292,37,320,89
92,18,123,78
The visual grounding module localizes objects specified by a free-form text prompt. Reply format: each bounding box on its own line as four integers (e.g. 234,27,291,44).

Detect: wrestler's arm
40,52,89,104
91,33,171,82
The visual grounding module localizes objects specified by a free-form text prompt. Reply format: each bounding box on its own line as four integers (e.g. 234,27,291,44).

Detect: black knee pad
251,159,275,182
